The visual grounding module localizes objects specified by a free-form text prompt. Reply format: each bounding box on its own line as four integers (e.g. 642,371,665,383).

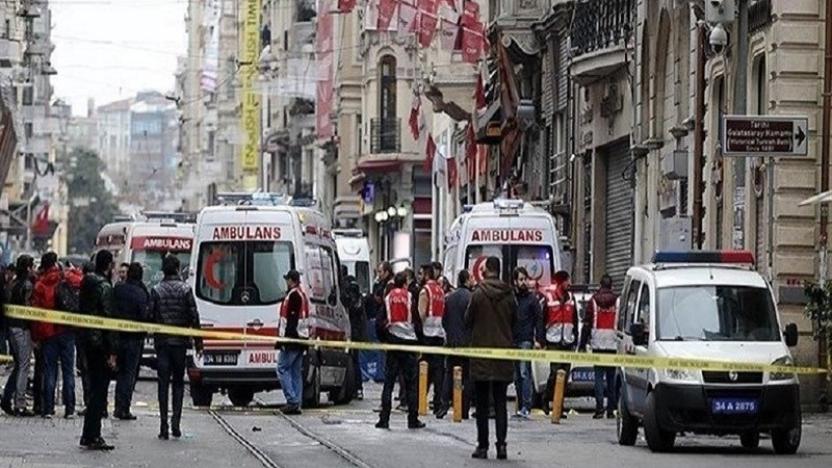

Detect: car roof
632,264,768,289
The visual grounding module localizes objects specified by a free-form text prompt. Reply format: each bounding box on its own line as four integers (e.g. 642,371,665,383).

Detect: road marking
209,410,283,468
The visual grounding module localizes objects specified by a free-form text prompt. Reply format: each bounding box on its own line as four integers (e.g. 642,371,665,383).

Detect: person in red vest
375,272,425,430
580,274,619,419
418,263,446,417
277,269,309,416
537,270,578,417
32,252,77,419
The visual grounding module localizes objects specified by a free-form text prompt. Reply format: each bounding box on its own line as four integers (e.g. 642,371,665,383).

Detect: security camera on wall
709,23,728,55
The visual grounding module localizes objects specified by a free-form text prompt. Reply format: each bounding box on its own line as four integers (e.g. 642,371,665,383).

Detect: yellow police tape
3,305,827,375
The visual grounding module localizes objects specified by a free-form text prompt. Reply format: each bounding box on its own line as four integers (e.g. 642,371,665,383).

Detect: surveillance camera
709,23,728,54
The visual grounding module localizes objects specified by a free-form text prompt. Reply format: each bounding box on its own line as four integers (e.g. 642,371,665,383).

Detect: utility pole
732,0,749,249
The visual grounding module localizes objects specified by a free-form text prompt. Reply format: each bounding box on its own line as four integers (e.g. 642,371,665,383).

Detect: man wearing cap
277,269,309,415
537,270,578,417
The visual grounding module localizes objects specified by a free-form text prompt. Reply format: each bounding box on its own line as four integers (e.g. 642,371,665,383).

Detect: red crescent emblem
204,248,226,289
471,256,488,283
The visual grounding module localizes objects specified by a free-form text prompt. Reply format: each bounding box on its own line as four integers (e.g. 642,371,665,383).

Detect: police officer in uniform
537,270,578,417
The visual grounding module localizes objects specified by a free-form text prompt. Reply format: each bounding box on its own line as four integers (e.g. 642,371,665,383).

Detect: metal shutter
604,139,633,291
583,157,593,281
557,35,568,111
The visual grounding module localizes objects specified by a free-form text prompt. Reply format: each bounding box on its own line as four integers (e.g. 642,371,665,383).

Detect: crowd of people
0,250,203,450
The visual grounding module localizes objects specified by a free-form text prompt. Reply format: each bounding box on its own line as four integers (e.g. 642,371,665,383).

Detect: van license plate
711,398,758,415
570,369,595,382
203,352,239,366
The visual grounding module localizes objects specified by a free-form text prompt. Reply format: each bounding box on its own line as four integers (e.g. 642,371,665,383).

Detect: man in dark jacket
150,255,202,439
113,262,150,420
341,267,366,400
512,267,540,419
580,274,619,418
437,269,473,419
78,250,118,450
465,257,516,460
1,255,35,417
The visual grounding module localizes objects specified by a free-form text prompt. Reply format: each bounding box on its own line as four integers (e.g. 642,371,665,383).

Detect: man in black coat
437,269,473,419
113,262,150,420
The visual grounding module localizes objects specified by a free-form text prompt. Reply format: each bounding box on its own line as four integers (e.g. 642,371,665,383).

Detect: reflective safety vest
421,280,446,339
278,286,310,339
544,287,576,346
590,298,618,351
384,287,417,341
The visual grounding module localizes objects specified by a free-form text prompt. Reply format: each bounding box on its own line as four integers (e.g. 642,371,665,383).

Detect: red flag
465,124,477,180
398,1,419,33
418,0,437,14
462,0,479,23
31,202,50,236
461,23,483,63
338,0,356,12
378,0,397,30
474,72,486,111
418,11,438,47
439,19,459,50
425,134,436,173
409,94,422,140
447,154,458,190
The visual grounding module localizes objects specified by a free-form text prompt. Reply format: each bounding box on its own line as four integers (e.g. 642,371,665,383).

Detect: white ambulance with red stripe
187,194,353,408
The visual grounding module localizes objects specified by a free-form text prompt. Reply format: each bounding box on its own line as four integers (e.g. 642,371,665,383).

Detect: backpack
56,278,81,313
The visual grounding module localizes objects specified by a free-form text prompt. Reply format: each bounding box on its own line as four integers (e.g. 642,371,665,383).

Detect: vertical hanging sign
316,0,335,139
241,0,262,187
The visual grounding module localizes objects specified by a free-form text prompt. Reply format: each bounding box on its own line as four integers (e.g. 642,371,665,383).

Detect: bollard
551,369,567,424
452,366,462,423
418,361,429,416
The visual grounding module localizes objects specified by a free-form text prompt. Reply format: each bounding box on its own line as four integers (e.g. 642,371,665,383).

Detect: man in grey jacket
150,255,202,440
436,269,473,419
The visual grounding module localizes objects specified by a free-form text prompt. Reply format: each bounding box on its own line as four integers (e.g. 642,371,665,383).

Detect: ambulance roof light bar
652,250,755,266
215,192,288,207
333,229,365,238
493,199,525,210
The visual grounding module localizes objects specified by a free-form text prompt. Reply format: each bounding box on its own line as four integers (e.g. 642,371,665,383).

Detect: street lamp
396,205,408,218
374,210,388,223
387,206,397,218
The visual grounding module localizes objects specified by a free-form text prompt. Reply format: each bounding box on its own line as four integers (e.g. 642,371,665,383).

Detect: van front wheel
771,408,801,455
643,392,675,452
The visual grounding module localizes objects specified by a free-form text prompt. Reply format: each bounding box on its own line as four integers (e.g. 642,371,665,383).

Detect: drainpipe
820,0,832,403
692,23,706,249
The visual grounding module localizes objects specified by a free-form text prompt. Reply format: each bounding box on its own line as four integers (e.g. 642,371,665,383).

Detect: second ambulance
187,194,353,407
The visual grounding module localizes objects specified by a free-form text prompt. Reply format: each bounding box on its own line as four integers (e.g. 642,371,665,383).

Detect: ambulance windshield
196,241,295,305
132,250,191,287
657,285,780,342
465,245,554,285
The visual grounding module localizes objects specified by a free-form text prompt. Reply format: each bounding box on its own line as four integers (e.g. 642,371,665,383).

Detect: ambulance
444,199,565,403
333,229,371,294
187,194,353,408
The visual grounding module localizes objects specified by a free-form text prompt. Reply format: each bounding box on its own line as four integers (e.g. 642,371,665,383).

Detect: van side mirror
629,322,647,347
784,323,798,347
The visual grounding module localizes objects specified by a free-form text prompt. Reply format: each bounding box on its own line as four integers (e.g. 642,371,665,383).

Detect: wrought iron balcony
370,118,400,154
570,0,633,84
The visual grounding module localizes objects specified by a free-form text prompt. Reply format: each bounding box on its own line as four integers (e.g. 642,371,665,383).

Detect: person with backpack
112,262,150,420
32,252,77,419
1,255,36,417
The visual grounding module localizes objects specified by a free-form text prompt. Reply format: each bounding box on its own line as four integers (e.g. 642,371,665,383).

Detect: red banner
447,154,457,190
316,0,334,138
338,0,356,13
409,94,422,140
465,124,476,181
461,23,483,63
418,11,438,48
425,134,436,173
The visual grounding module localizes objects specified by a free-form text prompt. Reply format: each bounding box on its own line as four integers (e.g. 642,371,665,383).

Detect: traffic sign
722,115,808,157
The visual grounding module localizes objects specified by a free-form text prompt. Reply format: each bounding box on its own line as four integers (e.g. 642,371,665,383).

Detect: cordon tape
1,305,826,375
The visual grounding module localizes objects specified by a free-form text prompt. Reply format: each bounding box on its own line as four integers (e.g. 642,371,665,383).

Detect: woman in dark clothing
1,255,35,417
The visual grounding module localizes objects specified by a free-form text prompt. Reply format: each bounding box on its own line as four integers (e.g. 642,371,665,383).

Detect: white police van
616,251,801,454
187,193,353,408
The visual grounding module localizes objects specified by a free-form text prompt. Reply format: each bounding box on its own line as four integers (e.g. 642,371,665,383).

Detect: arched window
379,55,397,121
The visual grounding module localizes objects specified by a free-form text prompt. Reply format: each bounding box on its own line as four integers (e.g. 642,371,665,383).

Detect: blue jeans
513,341,533,413
42,333,76,415
277,348,304,407
2,327,32,410
594,365,617,413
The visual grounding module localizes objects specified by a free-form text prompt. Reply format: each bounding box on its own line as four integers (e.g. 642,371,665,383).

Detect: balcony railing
571,0,634,57
370,118,400,154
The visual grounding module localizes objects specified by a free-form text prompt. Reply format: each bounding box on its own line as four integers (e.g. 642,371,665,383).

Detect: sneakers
435,407,448,419
13,408,35,417
356,389,364,401
64,412,76,420
282,405,302,416
42,413,54,420
512,409,530,420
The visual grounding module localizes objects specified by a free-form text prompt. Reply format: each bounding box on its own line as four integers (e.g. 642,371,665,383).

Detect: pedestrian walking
1,255,36,417
32,252,77,419
276,269,308,415
465,257,516,460
437,269,473,420
375,272,425,430
580,274,619,419
78,250,118,450
417,263,445,417
113,262,150,420
538,270,578,417
150,255,203,439
511,267,540,420
341,267,366,400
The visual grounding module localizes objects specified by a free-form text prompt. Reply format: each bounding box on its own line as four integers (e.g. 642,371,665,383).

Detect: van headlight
663,368,698,383
770,356,796,381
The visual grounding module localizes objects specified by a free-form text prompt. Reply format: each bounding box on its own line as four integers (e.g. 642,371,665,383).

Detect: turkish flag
425,134,436,173
338,0,356,12
418,11,438,47
462,0,479,23
31,202,50,237
378,0,397,30
447,154,458,190
409,93,422,140
439,19,459,50
398,1,419,33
